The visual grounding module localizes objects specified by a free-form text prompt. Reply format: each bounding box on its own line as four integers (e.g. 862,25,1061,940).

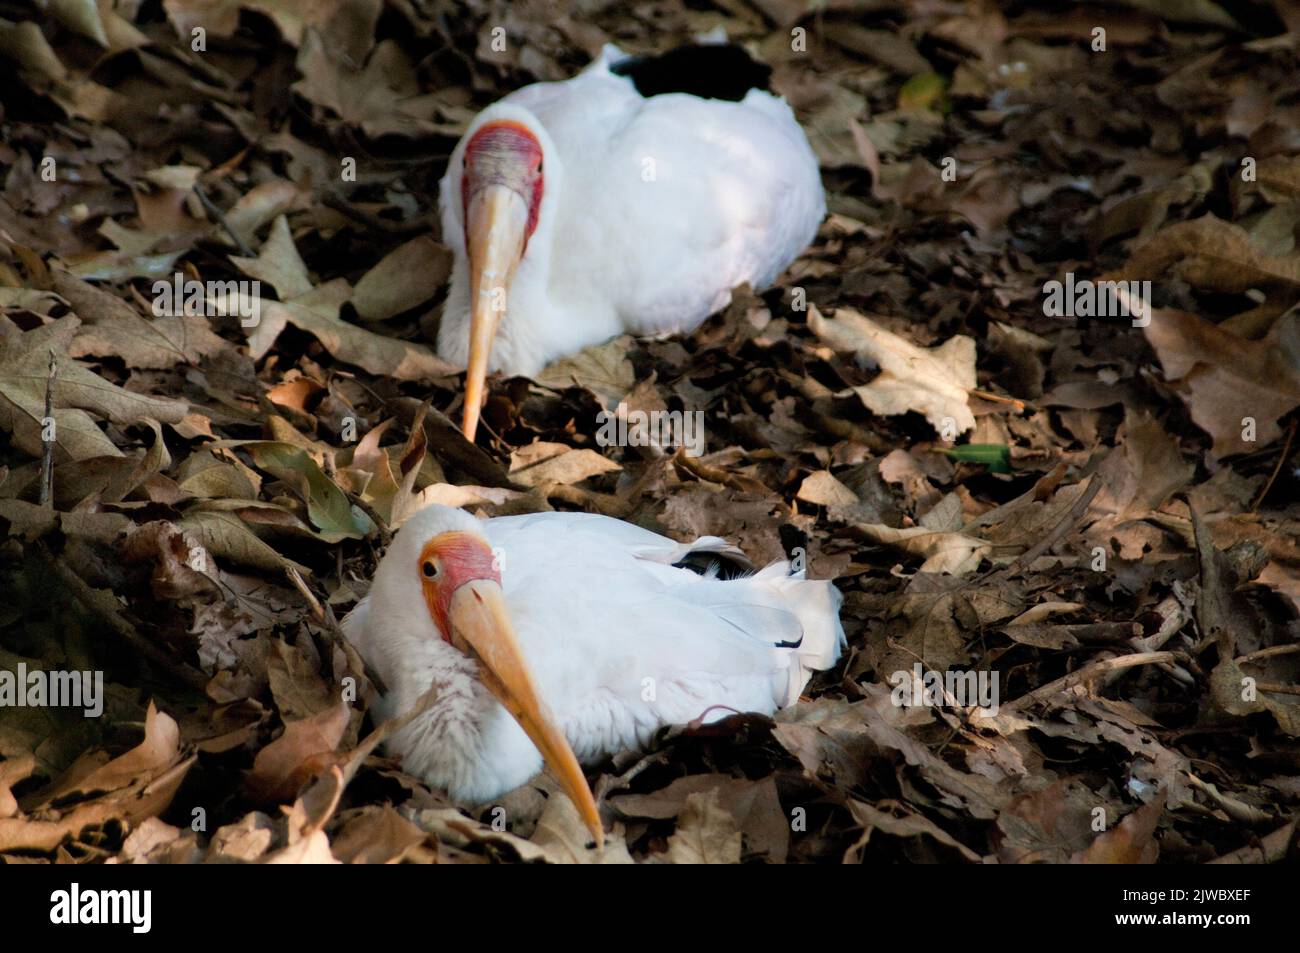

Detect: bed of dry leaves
1,0,1299,864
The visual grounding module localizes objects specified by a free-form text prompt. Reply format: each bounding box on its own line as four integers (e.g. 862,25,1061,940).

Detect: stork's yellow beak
447,578,604,847
462,184,528,442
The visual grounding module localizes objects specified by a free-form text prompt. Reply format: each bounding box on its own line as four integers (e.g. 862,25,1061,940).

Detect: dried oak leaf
534,336,636,411
664,790,742,864
56,271,231,369
530,792,635,865
509,442,621,487
331,806,432,864
1112,215,1300,291
231,217,455,379
611,774,789,862
809,305,976,436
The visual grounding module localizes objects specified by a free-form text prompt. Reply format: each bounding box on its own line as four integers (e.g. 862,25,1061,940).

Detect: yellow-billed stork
343,504,845,845
436,44,826,439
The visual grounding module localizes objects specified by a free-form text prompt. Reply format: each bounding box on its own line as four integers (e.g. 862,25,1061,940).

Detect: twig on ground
1003,651,1176,713
193,182,256,257
1238,644,1300,665
1250,419,1296,512
322,192,439,237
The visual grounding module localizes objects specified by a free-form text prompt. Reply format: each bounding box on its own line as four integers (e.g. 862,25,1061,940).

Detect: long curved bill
462,184,528,442
448,578,604,847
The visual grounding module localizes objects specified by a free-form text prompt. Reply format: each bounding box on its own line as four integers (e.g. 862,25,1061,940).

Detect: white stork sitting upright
436,43,826,439
343,504,845,846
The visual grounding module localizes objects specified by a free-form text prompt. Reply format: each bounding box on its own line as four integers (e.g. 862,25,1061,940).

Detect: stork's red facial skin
461,121,544,252
418,532,501,645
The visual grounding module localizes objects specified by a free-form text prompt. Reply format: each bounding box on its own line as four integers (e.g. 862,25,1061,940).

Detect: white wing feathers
484,512,845,735
663,558,845,706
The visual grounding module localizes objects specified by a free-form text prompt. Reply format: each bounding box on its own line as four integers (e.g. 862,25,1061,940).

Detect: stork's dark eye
422,560,439,579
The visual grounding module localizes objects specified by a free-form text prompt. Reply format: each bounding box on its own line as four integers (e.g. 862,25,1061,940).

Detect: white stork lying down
436,43,826,439
344,504,845,845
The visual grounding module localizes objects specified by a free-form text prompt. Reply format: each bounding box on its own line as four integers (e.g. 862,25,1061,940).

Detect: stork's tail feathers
752,561,846,705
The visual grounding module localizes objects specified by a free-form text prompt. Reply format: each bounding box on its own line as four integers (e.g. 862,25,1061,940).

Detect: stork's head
379,505,602,844
457,116,546,441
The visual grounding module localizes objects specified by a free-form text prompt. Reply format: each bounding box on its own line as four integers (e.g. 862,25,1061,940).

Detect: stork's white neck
379,647,543,800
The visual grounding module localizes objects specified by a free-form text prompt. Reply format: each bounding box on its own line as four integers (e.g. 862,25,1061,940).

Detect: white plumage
435,44,825,438
343,504,844,841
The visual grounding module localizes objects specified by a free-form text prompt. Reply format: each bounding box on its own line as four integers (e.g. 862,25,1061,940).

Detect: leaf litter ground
0,0,1299,863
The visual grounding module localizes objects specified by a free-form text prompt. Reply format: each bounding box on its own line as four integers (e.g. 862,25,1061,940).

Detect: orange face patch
417,532,502,644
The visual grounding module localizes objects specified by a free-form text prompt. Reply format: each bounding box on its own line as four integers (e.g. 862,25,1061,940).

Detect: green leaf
898,72,949,114
939,443,1011,473
239,441,374,542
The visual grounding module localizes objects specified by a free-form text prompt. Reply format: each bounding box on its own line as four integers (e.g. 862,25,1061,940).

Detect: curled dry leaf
245,701,351,804
0,703,193,853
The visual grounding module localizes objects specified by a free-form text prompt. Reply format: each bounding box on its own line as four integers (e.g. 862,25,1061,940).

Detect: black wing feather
610,44,772,102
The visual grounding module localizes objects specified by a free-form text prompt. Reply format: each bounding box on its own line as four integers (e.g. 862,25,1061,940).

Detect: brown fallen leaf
1073,792,1165,864
808,305,976,436
0,316,188,462
351,236,451,320
1093,407,1194,518
664,790,742,864
40,702,183,802
797,470,859,508
1143,309,1300,458
56,271,232,369
852,522,991,574
0,703,194,853
534,336,636,410
331,806,431,864
611,774,790,863
509,442,622,487
245,701,350,804
1112,215,1300,291
209,811,277,862
529,791,634,865
847,799,980,863
118,817,198,864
